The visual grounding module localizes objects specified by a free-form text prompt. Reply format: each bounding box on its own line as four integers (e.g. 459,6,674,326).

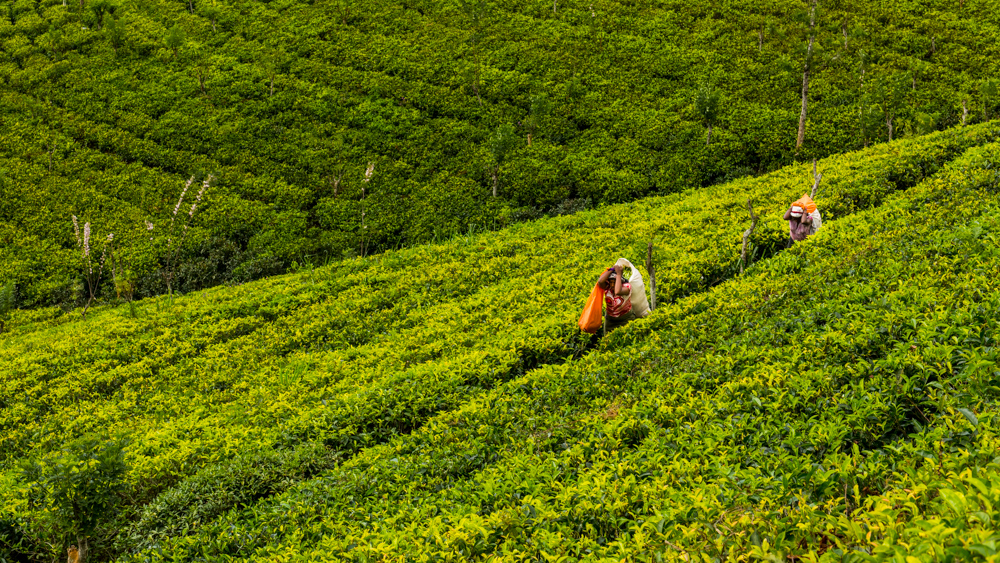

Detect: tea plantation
2,0,1000,307
2,122,1000,561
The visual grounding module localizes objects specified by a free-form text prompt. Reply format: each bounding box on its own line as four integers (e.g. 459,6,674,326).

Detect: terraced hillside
2,123,1000,561
3,0,1000,306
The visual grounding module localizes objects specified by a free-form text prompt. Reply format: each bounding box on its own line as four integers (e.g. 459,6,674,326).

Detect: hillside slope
2,0,1000,306
2,124,1000,561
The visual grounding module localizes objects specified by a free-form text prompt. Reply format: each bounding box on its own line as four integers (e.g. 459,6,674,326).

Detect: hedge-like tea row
3,0,1000,305
119,141,1000,562
2,125,999,561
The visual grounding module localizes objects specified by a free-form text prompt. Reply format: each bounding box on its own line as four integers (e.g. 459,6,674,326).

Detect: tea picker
784,162,825,247
578,258,651,335
783,193,822,246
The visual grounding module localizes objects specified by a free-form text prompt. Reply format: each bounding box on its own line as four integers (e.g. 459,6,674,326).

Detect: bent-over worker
597,264,635,330
783,196,822,246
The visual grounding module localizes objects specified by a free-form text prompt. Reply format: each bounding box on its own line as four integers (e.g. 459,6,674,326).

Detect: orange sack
578,284,604,333
792,194,817,213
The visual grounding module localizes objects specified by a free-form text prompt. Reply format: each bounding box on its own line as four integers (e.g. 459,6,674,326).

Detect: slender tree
460,0,489,106
203,3,219,32
914,112,938,135
565,76,585,104
333,0,350,24
525,94,552,146
88,0,114,30
870,72,909,141
191,47,212,97
360,162,374,257
146,175,213,295
0,282,14,335
795,0,818,153
70,217,114,318
740,200,758,275
486,124,517,197
105,16,125,55
694,83,722,145
980,79,998,121
262,49,286,97
164,24,185,58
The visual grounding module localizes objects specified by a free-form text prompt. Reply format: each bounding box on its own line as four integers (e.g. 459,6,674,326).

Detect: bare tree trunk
860,68,867,147
329,172,343,197
758,27,764,51
796,1,817,153
82,288,94,318
887,115,894,141
270,76,274,97
842,24,848,49
646,242,656,311
360,187,366,257
963,99,968,126
491,168,498,197
527,133,532,146
796,42,813,152
740,199,758,275
78,536,89,563
811,159,823,199
706,124,713,145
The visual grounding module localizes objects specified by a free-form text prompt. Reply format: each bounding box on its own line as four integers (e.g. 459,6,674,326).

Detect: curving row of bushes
2,0,1000,306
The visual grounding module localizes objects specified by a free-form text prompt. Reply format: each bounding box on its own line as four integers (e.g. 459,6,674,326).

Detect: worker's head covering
789,205,804,218
792,194,817,213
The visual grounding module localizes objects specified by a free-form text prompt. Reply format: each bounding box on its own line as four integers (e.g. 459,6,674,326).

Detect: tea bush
117,141,1000,562
2,126,1000,560
2,0,1000,306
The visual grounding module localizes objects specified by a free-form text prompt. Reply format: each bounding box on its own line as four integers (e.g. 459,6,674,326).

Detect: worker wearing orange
783,194,821,246
597,264,635,330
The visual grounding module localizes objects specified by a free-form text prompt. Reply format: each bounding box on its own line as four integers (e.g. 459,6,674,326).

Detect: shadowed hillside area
2,121,1000,561
2,0,999,307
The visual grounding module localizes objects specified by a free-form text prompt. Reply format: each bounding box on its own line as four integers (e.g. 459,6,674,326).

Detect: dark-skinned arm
613,265,629,297
597,266,615,289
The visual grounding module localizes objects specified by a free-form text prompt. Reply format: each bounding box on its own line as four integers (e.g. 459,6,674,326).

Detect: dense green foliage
19,435,129,562
3,0,1000,307
2,124,1000,560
